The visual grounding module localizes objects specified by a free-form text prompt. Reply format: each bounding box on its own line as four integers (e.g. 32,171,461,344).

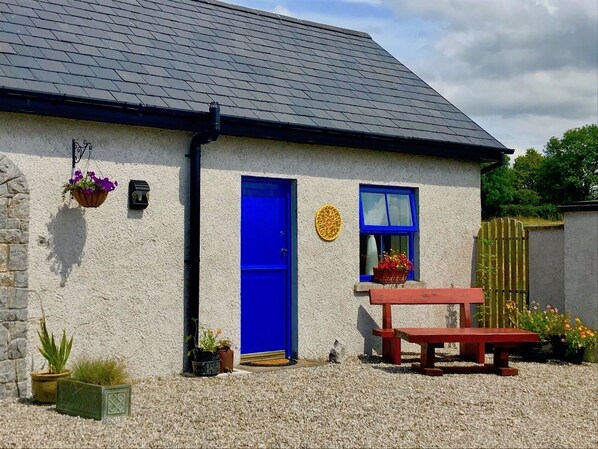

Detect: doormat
242,358,296,367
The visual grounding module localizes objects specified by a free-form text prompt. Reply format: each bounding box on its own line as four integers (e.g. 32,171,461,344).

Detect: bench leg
391,336,401,364
382,336,403,365
412,343,444,376
460,342,485,364
493,345,518,376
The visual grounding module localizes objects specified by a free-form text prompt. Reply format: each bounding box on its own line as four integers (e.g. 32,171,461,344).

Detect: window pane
387,194,413,226
360,233,411,277
360,234,381,275
390,235,409,254
361,192,388,226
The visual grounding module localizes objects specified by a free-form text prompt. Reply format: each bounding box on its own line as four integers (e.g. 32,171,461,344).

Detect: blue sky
231,0,598,158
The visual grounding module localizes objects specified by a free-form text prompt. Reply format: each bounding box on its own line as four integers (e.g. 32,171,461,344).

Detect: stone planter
56,379,131,420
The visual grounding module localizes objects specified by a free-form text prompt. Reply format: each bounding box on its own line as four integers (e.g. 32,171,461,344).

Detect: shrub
506,301,567,340
71,357,130,386
498,204,561,221
563,318,597,354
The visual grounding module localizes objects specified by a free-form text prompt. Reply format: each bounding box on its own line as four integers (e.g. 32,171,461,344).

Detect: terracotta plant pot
31,369,71,403
72,189,108,208
373,268,408,284
218,347,234,373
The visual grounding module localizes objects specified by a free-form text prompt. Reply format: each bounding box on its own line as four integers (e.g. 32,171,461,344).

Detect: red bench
369,288,486,364
395,327,539,376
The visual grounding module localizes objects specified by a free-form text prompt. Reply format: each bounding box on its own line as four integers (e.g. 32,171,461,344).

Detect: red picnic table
394,327,540,376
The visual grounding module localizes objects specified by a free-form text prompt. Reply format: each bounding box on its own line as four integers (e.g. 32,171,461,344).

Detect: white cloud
273,5,291,16
375,0,598,152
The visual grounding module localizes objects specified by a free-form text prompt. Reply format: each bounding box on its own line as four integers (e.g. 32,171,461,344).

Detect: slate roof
0,0,508,154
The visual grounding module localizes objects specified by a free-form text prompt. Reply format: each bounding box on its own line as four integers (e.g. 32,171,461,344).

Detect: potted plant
562,318,597,364
62,169,118,208
56,357,131,420
30,317,73,403
507,301,566,362
186,319,221,376
373,250,414,284
217,338,234,373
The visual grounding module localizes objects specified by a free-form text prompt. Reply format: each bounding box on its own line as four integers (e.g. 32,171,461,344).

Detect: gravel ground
1,356,597,449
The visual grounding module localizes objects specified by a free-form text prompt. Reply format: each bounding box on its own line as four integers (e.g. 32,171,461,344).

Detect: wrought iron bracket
72,139,92,169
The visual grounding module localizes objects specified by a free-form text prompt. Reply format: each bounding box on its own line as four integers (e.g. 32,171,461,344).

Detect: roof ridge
195,0,372,39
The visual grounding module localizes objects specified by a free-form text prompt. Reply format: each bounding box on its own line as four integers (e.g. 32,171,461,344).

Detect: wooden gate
476,218,528,327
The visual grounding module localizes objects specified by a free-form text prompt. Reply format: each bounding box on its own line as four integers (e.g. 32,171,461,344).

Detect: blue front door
241,177,292,358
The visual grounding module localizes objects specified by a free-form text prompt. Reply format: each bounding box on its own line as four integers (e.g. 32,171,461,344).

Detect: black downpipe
184,102,220,372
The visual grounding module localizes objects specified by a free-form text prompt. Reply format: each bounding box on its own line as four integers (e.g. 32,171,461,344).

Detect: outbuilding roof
0,0,510,160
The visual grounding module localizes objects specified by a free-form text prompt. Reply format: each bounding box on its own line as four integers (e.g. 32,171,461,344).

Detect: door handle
281,248,288,253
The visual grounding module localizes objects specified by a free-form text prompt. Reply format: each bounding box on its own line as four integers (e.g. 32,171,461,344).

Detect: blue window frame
359,185,418,282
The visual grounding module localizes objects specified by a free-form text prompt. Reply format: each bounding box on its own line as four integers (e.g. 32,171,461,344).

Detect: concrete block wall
527,225,565,312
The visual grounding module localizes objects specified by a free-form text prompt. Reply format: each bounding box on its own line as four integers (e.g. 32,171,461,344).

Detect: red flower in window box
373,250,414,284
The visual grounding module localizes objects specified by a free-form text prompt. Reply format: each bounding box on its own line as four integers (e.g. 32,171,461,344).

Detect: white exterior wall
200,137,481,359
1,112,189,381
1,111,481,377
564,210,598,329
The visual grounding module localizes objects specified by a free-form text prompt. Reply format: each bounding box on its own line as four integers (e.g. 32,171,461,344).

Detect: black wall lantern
128,180,150,210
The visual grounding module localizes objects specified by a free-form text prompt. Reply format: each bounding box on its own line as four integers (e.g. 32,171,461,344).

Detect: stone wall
0,154,29,399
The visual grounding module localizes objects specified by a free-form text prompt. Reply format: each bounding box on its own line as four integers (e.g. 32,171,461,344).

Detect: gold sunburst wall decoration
315,204,342,241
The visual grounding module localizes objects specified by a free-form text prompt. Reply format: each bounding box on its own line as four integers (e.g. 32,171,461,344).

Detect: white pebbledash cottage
0,0,511,397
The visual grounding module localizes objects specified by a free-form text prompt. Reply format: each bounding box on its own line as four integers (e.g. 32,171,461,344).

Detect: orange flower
217,329,222,335
565,323,571,329
575,317,581,323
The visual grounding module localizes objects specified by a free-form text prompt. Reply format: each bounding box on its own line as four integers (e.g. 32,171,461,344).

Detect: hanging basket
373,268,409,285
72,189,109,208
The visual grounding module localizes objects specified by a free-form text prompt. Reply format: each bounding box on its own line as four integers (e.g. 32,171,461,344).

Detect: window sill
353,280,426,292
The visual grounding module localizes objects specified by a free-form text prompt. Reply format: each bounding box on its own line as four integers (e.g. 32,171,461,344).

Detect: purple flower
63,169,118,199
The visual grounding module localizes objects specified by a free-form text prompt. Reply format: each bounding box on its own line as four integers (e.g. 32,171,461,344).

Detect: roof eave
0,87,512,162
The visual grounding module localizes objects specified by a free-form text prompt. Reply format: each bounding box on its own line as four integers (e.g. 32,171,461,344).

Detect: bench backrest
369,288,484,329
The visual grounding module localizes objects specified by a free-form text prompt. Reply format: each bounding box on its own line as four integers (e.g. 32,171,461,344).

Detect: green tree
512,148,544,206
481,156,515,219
538,124,598,204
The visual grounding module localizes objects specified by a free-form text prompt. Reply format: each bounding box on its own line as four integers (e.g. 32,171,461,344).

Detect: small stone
8,288,27,309
8,244,27,271
329,339,346,364
0,325,7,360
8,321,27,339
7,338,26,359
7,178,29,195
7,194,29,220
0,287,14,308
0,244,8,271
0,359,15,382
14,271,27,288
